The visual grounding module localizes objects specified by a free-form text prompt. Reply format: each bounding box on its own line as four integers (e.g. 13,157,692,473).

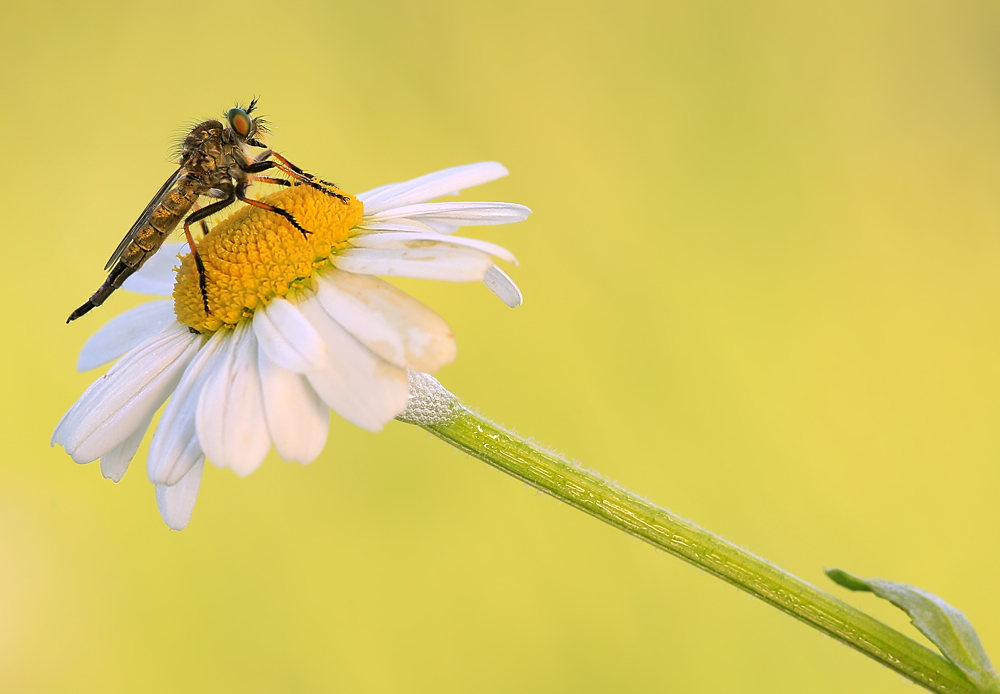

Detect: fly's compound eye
227,107,253,138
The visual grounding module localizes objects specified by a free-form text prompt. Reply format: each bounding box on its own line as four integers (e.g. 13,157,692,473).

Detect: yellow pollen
173,184,364,332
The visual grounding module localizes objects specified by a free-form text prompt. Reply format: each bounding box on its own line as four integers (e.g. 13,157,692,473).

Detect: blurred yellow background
2,1,999,691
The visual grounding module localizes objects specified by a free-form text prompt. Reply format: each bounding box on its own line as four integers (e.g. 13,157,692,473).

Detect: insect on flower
54,101,531,529
67,98,348,323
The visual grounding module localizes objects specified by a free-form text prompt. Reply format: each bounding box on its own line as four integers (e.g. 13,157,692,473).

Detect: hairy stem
398,372,980,693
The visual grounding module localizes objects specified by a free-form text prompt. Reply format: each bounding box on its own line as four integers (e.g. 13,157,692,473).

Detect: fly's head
226,98,269,149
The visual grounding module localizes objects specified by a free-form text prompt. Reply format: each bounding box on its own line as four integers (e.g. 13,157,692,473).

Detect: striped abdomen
118,182,199,269
66,180,200,322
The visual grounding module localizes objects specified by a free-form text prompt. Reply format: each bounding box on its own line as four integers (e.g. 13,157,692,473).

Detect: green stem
398,374,979,693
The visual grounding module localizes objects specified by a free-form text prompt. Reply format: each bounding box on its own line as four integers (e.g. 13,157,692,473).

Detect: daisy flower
52,162,530,530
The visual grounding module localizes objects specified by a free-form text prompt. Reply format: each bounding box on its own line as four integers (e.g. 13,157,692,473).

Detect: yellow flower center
173,184,364,332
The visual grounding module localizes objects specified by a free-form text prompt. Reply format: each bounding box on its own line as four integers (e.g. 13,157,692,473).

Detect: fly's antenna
229,97,260,115
249,97,270,141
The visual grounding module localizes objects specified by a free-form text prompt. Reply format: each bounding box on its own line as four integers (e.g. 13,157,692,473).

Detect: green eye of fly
227,108,252,137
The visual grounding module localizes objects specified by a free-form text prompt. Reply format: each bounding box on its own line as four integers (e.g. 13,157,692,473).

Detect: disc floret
173,185,364,332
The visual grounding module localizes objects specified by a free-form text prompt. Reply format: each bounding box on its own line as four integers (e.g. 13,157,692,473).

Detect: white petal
358,162,509,215
355,219,440,234
355,182,394,199
365,202,531,226
358,182,463,206
350,232,517,265
332,246,493,282
99,414,152,482
51,408,71,448
155,458,204,531
483,265,523,308
252,297,327,373
297,295,409,431
148,330,229,486
196,322,271,476
121,243,186,296
258,347,329,464
53,324,200,464
77,300,176,371
314,270,456,372
425,222,460,235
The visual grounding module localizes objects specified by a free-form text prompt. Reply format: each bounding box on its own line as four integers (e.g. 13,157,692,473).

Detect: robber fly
66,99,349,323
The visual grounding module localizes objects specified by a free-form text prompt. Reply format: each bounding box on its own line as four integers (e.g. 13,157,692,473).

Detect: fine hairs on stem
398,372,987,694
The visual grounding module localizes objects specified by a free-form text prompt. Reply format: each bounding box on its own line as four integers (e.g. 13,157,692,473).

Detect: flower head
53,162,529,529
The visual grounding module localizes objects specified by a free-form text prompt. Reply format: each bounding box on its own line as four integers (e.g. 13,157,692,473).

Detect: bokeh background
2,1,1000,691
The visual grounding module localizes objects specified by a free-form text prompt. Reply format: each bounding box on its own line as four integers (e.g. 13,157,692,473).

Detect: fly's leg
249,175,292,188
183,224,210,317
271,152,344,191
184,191,238,316
244,154,351,205
235,181,313,238
190,203,214,237
272,152,351,203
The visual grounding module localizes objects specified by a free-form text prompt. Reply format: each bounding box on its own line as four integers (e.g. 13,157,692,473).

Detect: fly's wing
103,167,185,271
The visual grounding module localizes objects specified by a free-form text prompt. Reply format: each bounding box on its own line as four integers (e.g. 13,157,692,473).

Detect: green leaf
827,568,999,693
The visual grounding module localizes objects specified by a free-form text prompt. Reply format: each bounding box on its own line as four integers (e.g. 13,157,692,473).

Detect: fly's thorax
221,140,252,183
173,184,364,333
181,121,230,181
181,120,224,159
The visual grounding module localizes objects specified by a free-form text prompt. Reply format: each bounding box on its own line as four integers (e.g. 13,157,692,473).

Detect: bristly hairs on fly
166,98,271,162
